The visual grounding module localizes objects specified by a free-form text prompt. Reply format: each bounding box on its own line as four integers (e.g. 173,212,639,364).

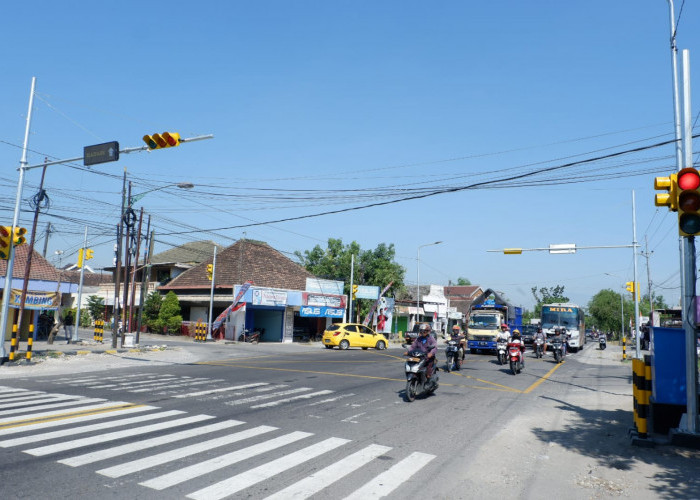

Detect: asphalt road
0,340,697,499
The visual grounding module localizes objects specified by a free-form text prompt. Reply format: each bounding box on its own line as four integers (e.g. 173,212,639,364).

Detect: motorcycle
599,335,607,350
445,340,463,372
550,336,565,363
534,336,544,358
496,339,508,365
403,348,439,402
508,341,524,375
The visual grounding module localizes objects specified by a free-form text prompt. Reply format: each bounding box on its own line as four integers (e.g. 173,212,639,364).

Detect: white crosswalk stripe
172,382,269,398
0,401,132,426
139,431,313,490
0,409,184,447
0,390,47,400
0,394,85,409
186,437,351,500
97,424,277,478
264,443,392,500
24,414,214,456
0,397,106,417
251,389,335,409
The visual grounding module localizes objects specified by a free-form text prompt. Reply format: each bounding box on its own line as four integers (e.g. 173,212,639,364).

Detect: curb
0,346,172,366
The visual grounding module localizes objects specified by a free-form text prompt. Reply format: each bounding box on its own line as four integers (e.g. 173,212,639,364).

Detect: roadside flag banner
362,281,393,326
213,280,253,330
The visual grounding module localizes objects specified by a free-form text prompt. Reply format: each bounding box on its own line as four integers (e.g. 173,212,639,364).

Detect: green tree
86,295,104,321
449,277,471,285
143,291,162,332
587,289,625,338
295,238,406,319
155,291,182,334
531,285,569,317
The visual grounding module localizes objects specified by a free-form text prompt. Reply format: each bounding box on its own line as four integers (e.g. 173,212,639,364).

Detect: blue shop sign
300,306,344,318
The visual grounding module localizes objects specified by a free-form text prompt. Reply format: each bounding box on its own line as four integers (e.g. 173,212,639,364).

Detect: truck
466,289,522,353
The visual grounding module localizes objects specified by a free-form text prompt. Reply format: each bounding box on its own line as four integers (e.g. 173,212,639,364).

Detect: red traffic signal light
0,226,11,260
677,168,700,236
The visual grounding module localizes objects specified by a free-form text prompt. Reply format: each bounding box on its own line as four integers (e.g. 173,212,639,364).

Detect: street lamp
130,182,194,205
416,241,442,329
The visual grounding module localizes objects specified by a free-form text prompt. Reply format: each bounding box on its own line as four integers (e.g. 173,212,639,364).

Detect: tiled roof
161,239,315,290
444,285,482,299
150,240,223,265
0,245,60,282
61,269,114,286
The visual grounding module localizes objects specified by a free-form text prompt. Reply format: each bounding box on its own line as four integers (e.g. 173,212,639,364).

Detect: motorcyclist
405,323,438,381
450,324,466,361
509,329,526,367
553,327,568,356
496,323,510,343
534,327,546,354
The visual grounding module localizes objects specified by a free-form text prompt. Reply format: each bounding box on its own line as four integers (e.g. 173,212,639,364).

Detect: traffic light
85,248,94,260
206,264,213,281
352,284,358,300
676,167,700,236
12,227,26,246
77,248,84,269
0,226,11,260
654,173,678,211
626,281,635,294
626,281,640,302
142,132,181,150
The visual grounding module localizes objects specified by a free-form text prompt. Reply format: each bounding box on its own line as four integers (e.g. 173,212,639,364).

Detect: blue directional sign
84,141,119,166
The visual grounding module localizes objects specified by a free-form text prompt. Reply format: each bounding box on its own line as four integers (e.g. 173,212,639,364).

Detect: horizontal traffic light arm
22,135,214,171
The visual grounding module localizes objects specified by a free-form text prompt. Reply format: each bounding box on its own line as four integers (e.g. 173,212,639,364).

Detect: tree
531,285,569,317
449,277,471,286
587,289,625,338
143,291,162,332
86,295,104,321
155,291,182,334
295,238,406,319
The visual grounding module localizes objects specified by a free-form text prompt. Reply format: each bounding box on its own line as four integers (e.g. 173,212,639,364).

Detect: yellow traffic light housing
12,227,26,246
143,132,181,150
206,264,213,281
654,173,678,211
85,248,94,260
676,167,700,236
352,284,358,300
0,226,11,260
77,248,84,268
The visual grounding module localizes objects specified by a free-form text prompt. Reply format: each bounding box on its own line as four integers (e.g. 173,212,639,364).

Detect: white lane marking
251,390,334,409
98,424,277,478
0,401,131,426
343,451,436,500
341,413,367,424
0,391,47,400
0,393,53,403
0,406,155,437
0,394,84,409
0,410,183,447
24,414,212,456
0,398,106,417
186,437,351,500
265,443,391,500
60,419,246,467
108,376,180,390
172,383,269,398
305,393,355,406
0,387,33,394
224,388,312,406
139,431,312,490
138,379,225,393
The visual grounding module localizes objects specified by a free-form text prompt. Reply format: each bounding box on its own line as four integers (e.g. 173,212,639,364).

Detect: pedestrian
63,310,74,343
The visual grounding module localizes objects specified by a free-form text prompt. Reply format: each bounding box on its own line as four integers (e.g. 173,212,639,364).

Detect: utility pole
207,246,217,340
73,227,88,343
135,221,151,345
128,207,144,334
111,170,126,348
348,254,354,323
643,235,654,323
42,222,52,258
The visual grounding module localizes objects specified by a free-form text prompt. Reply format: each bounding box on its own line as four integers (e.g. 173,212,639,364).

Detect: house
160,239,344,342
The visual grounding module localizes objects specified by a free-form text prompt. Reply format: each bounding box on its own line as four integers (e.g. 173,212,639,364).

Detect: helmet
419,323,430,334
452,324,460,330
501,323,509,330
512,329,521,338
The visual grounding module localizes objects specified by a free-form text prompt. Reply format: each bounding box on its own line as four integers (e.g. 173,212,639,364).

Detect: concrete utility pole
207,246,217,340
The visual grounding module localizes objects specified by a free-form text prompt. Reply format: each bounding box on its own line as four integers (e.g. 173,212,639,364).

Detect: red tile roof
0,245,61,282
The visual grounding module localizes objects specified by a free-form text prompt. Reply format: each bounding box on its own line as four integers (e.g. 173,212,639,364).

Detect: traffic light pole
0,77,36,363
73,227,88,343
207,247,217,341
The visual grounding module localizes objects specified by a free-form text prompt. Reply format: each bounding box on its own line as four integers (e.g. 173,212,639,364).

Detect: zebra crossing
0,385,435,499
41,372,356,411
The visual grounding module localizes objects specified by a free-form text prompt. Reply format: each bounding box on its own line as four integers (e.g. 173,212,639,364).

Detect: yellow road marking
0,404,141,430
445,370,522,393
523,361,564,394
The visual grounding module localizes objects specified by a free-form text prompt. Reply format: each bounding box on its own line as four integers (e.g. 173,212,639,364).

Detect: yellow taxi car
322,323,388,350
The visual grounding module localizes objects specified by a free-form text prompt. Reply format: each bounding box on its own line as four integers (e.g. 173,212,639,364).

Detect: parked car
322,323,388,350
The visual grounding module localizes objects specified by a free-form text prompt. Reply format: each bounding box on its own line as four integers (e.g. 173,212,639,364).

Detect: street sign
549,243,576,254
83,141,119,166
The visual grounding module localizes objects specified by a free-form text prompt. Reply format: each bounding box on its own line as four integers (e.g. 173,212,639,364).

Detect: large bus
540,303,586,352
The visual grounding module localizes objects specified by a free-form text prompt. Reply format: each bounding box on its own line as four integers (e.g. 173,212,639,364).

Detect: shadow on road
532,396,700,499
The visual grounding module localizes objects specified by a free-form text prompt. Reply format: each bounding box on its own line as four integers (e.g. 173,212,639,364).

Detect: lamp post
416,241,442,329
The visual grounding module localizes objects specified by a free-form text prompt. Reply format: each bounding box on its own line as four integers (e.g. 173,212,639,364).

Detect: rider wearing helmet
496,323,510,343
405,323,438,380
510,328,526,367
450,324,466,360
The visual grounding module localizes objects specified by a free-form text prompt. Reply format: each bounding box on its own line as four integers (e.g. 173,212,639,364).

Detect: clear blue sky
0,1,698,311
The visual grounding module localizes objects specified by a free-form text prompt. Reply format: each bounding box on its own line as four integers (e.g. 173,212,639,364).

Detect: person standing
63,310,74,343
